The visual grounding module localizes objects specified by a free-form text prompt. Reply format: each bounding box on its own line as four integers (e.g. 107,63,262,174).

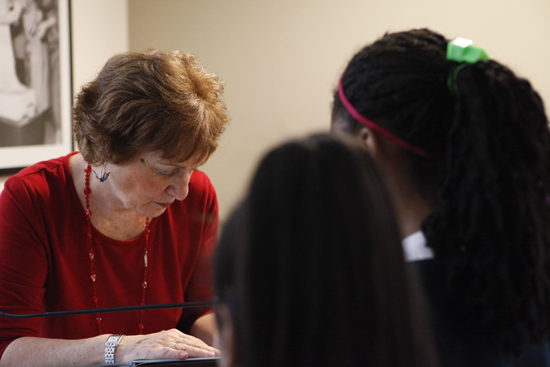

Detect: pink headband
337,75,441,158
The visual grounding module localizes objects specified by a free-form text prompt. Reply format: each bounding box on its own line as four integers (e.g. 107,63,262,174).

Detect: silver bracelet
105,334,124,364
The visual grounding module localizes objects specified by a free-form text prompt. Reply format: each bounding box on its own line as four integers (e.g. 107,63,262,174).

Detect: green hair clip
447,37,489,63
447,37,489,94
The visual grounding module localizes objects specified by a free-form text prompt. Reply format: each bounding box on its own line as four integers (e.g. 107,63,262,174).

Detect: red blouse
0,153,218,356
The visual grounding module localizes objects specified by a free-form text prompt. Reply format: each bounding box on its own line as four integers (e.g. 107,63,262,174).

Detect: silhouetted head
215,133,436,367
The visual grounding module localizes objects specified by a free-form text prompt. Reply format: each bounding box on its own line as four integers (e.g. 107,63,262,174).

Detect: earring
93,163,110,183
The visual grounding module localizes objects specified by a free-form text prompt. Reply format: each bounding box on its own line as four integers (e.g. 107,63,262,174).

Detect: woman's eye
156,167,176,176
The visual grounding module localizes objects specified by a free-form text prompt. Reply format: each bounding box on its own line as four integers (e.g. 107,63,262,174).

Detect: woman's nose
166,172,192,200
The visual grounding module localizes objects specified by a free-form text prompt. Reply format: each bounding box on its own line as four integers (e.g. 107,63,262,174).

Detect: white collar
401,231,434,262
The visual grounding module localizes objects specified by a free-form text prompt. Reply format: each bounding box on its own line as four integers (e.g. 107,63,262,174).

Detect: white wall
128,0,550,222
0,0,129,190
71,0,129,97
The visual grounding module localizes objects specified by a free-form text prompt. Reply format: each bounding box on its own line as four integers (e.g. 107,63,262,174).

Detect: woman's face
104,151,204,218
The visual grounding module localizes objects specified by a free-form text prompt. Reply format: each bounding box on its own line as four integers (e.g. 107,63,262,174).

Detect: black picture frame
0,0,72,172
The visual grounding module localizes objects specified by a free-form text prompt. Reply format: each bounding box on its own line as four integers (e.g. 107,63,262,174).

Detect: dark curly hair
332,28,550,354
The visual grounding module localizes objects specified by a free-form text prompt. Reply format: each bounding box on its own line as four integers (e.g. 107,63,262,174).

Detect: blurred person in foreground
214,133,438,367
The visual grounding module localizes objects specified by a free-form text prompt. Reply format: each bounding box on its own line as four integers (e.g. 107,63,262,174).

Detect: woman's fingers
115,329,220,363
160,346,189,360
173,332,220,356
183,344,220,358
169,339,219,358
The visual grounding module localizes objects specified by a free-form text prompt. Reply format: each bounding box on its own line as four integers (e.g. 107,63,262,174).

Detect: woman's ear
359,126,382,158
215,302,239,367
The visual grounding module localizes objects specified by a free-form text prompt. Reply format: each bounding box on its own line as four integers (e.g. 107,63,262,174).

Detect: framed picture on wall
0,0,72,172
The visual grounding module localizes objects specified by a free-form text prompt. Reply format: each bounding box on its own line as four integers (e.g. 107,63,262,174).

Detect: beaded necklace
84,164,150,335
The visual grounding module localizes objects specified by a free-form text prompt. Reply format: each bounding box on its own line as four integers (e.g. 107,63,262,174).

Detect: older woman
0,50,229,366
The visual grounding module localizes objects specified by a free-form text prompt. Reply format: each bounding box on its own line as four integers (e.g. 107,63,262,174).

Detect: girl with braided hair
332,28,550,366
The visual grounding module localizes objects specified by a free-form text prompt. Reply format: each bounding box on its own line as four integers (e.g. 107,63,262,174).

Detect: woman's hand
115,329,220,363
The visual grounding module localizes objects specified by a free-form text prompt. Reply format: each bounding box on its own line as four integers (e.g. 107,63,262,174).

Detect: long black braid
333,28,550,353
